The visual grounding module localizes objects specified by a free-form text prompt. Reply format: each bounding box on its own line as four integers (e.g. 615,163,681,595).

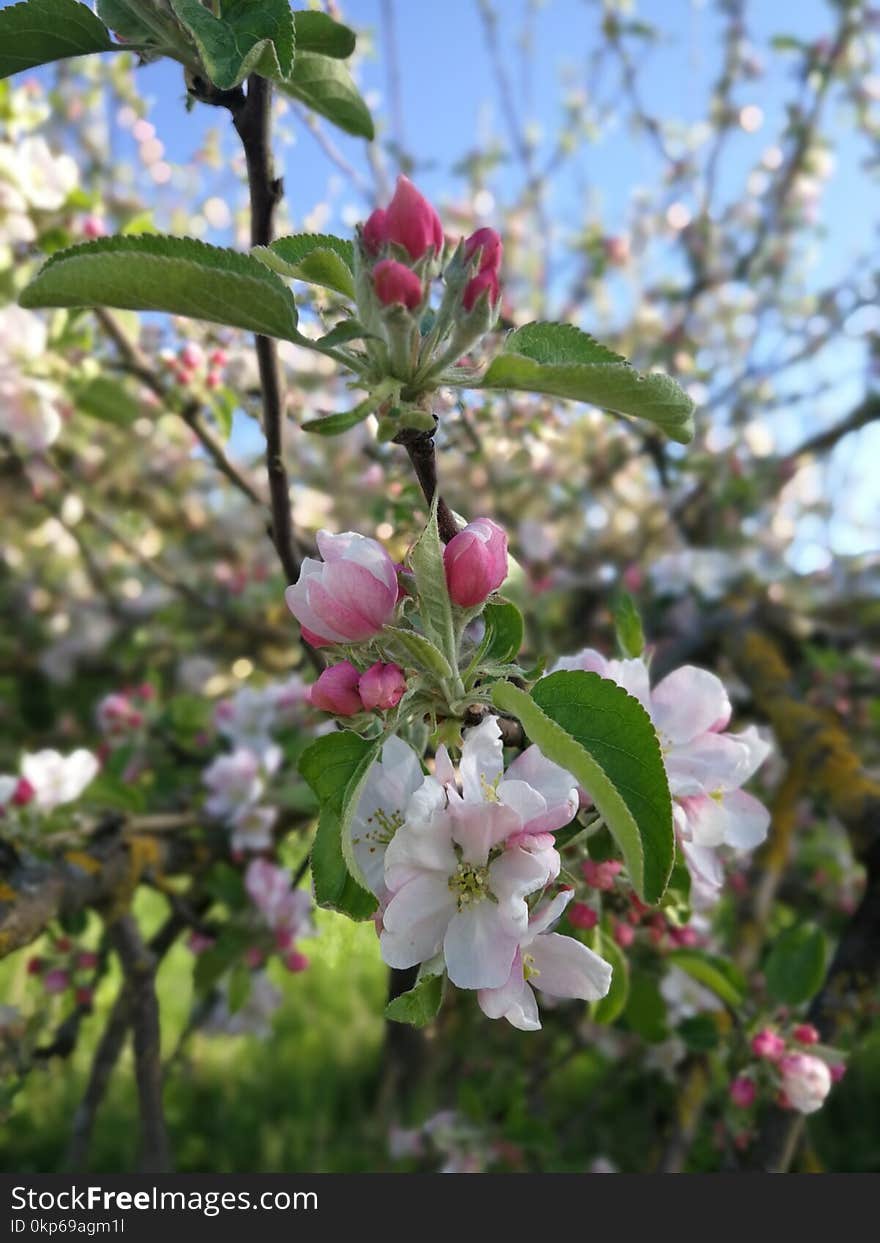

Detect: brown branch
393,426,460,544
107,914,171,1172
786,393,880,462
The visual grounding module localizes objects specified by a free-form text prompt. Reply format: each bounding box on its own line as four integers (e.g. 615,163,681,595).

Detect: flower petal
380,875,456,970
651,666,731,744
528,932,613,1001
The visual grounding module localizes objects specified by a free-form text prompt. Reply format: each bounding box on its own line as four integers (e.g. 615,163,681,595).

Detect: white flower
229,804,277,853
348,735,425,897
202,748,263,820
20,749,99,812
780,1053,832,1115
0,374,63,453
0,136,77,212
380,717,577,990
477,890,612,1030
0,306,47,367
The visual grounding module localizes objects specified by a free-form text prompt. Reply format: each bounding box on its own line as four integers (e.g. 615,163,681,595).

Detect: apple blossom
381,175,444,260
0,374,63,452
793,1023,820,1045
751,1028,786,1060
779,1052,832,1114
20,749,99,813
464,227,503,274
462,266,501,312
568,901,598,931
359,662,407,712
229,804,277,853
348,735,425,898
285,530,399,646
477,890,612,1031
308,661,365,716
202,748,263,820
443,517,509,608
43,968,69,995
372,258,423,310
380,717,579,989
245,858,313,947
730,1076,757,1108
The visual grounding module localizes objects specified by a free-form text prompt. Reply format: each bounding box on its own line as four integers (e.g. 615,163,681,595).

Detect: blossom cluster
0,748,99,818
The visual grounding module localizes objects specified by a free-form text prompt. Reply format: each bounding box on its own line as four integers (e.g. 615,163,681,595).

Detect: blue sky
7,0,878,561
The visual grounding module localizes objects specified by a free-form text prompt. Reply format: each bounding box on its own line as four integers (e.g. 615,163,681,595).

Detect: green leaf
20,235,300,341
678,1013,720,1052
96,0,157,44
764,922,828,1006
482,601,524,664
227,961,252,1014
169,0,294,90
193,927,252,995
666,949,746,1009
613,591,645,659
301,397,376,436
83,771,145,813
279,51,374,139
476,322,695,444
254,233,356,299
409,499,457,678
590,931,629,1025
385,969,445,1027
623,970,669,1043
72,375,141,426
492,671,674,903
383,626,454,680
293,9,356,58
298,731,379,920
0,0,113,80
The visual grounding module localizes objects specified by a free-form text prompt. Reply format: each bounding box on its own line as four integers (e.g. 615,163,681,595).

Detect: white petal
502,746,579,833
444,903,518,989
478,957,542,1031
719,788,771,850
678,794,728,847
488,847,554,937
651,666,731,744
449,796,520,865
459,715,504,803
523,889,574,943
348,735,424,897
528,932,612,1001
380,875,456,970
665,732,756,797
679,837,724,911
383,807,457,892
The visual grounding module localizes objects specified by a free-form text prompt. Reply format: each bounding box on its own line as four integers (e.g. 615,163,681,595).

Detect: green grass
1,894,390,1173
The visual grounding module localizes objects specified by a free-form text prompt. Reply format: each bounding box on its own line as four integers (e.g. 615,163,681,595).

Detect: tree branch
393,426,460,544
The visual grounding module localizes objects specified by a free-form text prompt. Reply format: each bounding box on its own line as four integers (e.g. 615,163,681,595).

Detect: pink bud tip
581,858,622,891
464,227,503,273
76,951,99,970
308,661,365,716
359,662,407,712
43,968,70,995
187,932,215,956
26,956,44,976
75,987,93,1007
442,517,508,608
300,626,336,648
13,777,35,806
751,1028,786,1060
830,1062,846,1083
284,950,309,973
614,921,635,948
793,1023,820,1045
383,175,444,260
372,258,423,310
179,343,204,370
244,946,265,969
363,207,389,253
729,1076,757,1109
568,902,598,931
462,266,501,312
54,937,72,953
82,215,107,239
209,348,227,367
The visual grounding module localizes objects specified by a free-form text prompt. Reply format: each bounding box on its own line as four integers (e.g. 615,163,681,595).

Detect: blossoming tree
0,0,877,1176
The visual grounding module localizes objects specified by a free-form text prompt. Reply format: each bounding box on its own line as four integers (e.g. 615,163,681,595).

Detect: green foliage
169,0,294,90
278,51,374,139
666,949,746,1009
72,375,141,426
481,601,524,664
492,671,674,903
298,731,379,920
253,233,356,298
0,0,113,81
409,500,458,679
20,234,300,341
622,971,669,1043
476,321,695,444
385,967,445,1027
764,921,828,1005
590,931,630,1025
301,398,378,436
384,626,454,680
613,592,645,659
293,10,356,59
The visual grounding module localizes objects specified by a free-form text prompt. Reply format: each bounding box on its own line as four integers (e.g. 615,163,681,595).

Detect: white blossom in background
20,749,99,812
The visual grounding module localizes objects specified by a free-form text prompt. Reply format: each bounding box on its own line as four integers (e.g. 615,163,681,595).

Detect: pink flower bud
82,215,107,239
54,937,72,953
462,266,501,312
614,921,635,948
383,175,443,260
75,986,93,1007
751,1028,786,1060
830,1062,846,1083
793,1023,820,1045
205,370,222,391
209,348,227,368
13,777,35,806
359,662,406,712
778,1053,832,1114
362,207,389,253
26,956,44,976
568,902,598,931
308,662,365,716
372,258,423,310
187,932,215,956
76,951,99,970
464,227,503,273
43,968,70,995
285,530,399,645
442,517,508,608
244,946,265,969
729,1076,757,1109
284,949,309,973
179,343,204,370
581,859,623,891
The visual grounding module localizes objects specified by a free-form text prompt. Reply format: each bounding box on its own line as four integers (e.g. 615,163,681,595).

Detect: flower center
448,861,491,909
522,953,539,982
